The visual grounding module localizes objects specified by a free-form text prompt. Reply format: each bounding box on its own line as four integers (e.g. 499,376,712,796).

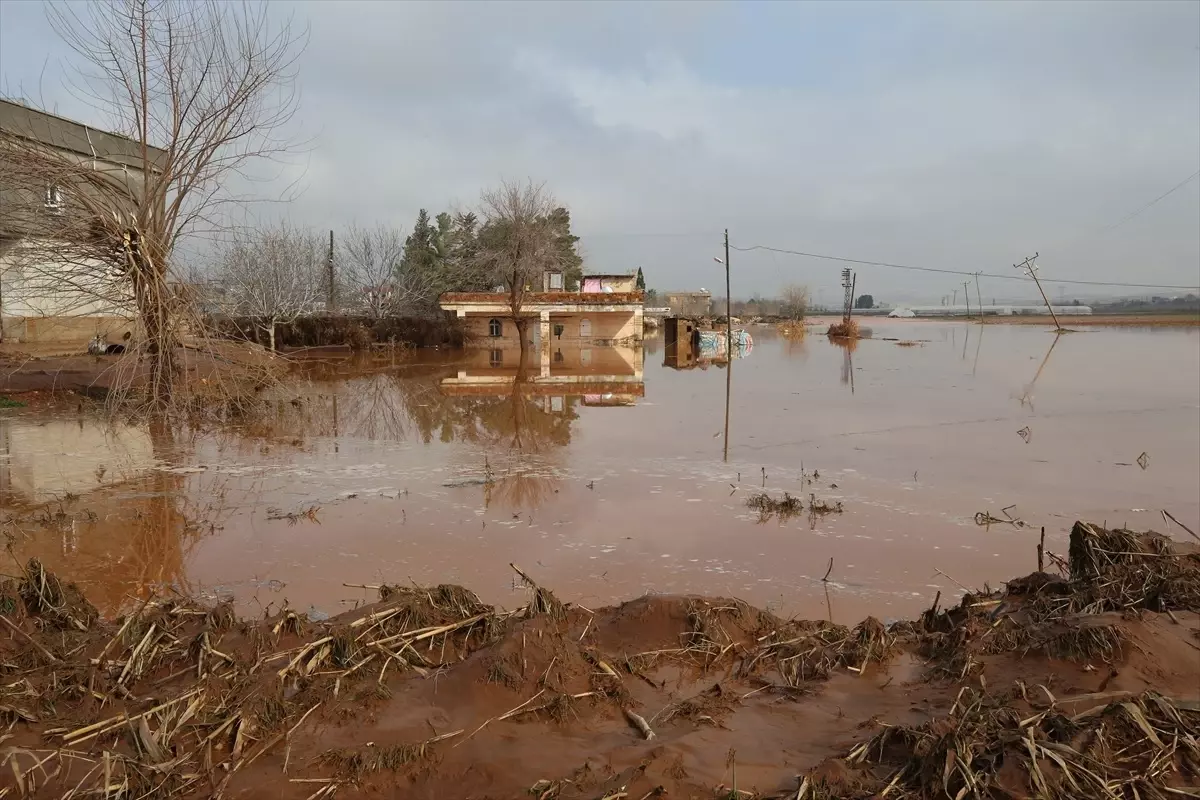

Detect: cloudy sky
2,0,1198,303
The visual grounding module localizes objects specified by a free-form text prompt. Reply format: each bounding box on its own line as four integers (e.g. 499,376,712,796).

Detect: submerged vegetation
826,318,861,339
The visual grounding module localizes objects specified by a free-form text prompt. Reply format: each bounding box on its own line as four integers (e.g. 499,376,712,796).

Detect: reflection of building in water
0,417,156,503
441,344,645,406
8,472,197,615
2,419,208,615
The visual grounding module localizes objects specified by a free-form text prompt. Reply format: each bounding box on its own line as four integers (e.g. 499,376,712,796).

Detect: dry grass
836,688,1200,799
746,491,803,522
912,521,1200,680
826,319,860,338
0,557,519,797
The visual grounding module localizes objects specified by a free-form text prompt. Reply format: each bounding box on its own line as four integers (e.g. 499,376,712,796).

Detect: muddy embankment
2,522,1199,799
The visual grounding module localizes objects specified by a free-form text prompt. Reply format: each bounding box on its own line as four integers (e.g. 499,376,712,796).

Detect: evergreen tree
546,207,583,290
399,209,438,275
635,267,645,290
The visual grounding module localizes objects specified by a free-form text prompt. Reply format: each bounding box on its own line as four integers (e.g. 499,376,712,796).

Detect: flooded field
3,319,1198,623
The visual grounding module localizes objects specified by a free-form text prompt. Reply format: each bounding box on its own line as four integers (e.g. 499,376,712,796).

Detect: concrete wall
2,314,136,344
1,239,137,342
582,275,636,293
464,310,641,347
547,311,640,343
462,315,533,347
665,293,712,317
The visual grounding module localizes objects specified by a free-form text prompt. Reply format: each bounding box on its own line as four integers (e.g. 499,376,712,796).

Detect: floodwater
3,320,1198,624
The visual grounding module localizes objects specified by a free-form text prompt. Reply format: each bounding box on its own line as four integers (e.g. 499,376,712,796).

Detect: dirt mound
2,526,1198,798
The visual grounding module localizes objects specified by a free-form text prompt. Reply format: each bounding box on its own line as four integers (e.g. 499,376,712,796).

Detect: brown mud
2,521,1199,799
0,342,277,399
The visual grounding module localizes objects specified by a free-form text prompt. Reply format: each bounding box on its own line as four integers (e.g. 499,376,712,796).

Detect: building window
488,318,502,337
553,323,564,339
489,348,503,367
579,318,592,337
553,349,564,363
44,184,63,210
548,272,563,290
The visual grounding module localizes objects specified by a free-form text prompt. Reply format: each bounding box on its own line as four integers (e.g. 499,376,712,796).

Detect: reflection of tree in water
244,355,579,453
485,467,558,511
776,324,809,361
407,367,578,451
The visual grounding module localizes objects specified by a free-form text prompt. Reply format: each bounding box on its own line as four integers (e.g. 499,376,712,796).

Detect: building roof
583,273,636,279
0,98,167,172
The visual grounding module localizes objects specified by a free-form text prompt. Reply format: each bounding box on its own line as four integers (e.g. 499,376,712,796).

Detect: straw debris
833,688,1200,799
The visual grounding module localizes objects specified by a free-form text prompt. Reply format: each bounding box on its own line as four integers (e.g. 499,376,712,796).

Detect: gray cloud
2,0,1197,302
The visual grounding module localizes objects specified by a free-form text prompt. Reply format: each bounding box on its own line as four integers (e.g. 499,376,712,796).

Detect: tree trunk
515,316,529,360
129,244,176,411
268,321,277,352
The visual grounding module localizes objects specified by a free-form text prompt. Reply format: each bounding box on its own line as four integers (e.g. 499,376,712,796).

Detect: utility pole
724,229,731,355
1014,252,1062,331
327,229,336,312
841,268,853,323
975,272,984,324
952,288,958,307
963,280,971,319
723,229,732,463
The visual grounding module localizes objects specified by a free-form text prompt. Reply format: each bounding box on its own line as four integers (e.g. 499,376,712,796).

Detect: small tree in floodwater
0,0,306,412
780,284,810,320
218,224,324,351
474,181,565,356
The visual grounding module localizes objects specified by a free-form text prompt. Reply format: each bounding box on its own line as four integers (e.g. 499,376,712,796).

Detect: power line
1094,169,1200,236
728,243,1200,291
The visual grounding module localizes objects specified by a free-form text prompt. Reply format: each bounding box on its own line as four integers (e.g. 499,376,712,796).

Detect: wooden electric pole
1014,252,1062,331
723,228,732,463
963,280,971,318
327,230,336,311
975,272,984,323
724,229,731,354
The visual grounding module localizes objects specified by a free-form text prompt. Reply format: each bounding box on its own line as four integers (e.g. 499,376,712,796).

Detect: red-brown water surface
3,319,1197,622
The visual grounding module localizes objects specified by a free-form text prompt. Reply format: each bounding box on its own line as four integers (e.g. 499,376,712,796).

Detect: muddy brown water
2,320,1197,623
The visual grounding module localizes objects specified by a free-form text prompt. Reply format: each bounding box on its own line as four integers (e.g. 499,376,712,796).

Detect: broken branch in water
1162,510,1199,543
974,507,1026,528
934,568,971,593
822,558,834,583
266,505,321,524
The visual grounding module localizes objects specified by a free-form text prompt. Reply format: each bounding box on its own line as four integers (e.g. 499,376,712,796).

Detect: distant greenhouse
878,305,1092,318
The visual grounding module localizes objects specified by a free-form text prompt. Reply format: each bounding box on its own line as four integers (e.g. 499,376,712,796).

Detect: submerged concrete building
440,270,645,371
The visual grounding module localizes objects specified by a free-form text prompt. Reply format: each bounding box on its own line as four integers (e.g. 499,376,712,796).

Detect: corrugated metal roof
0,99,166,172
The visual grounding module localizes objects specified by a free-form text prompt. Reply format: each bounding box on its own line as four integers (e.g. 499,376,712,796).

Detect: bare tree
0,0,305,410
780,284,810,321
218,223,323,351
339,224,405,319
475,180,563,353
